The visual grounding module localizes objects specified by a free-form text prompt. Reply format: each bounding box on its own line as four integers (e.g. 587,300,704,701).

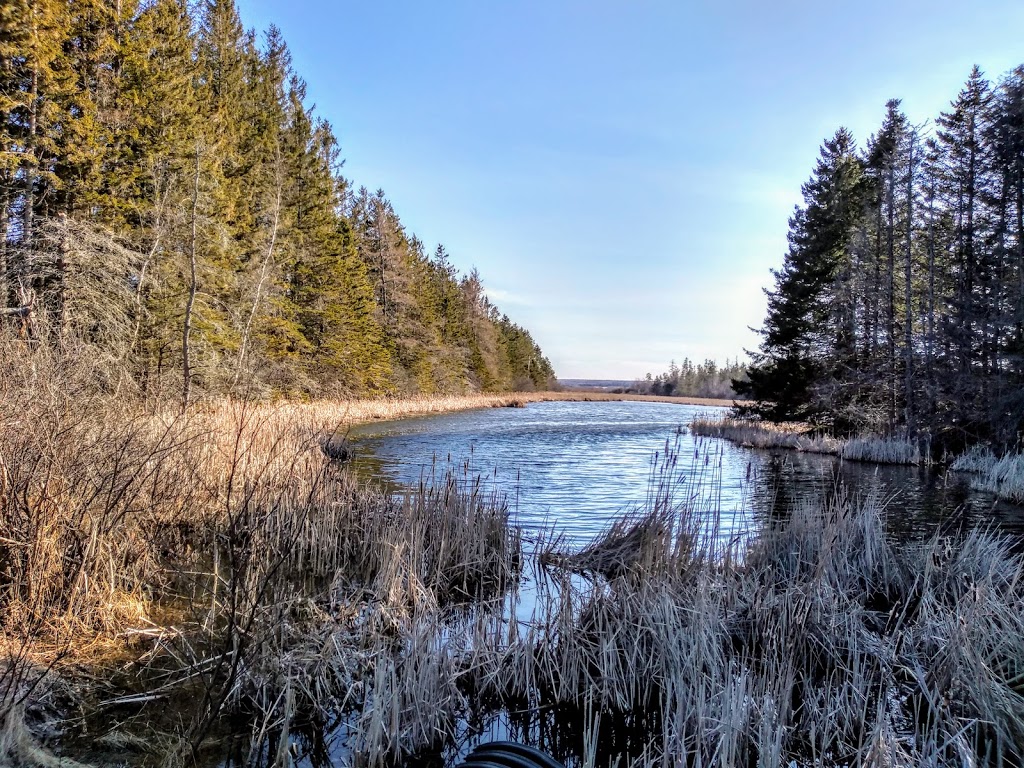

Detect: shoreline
7,387,1024,767
230,391,736,432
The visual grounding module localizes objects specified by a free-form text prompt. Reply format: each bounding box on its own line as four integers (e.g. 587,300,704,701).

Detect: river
350,399,1024,545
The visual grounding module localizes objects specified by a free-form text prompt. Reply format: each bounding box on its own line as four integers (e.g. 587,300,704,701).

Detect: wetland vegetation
3,1,1024,766
4,349,1024,767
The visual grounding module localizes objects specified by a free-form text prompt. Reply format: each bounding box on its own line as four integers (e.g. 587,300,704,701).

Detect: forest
0,0,555,402
632,357,747,399
738,65,1024,454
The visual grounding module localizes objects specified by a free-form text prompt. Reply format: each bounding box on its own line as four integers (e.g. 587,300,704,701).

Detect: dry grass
0,336,527,766
2,337,1019,768
951,446,1024,503
466,470,1024,768
690,414,927,466
841,435,923,465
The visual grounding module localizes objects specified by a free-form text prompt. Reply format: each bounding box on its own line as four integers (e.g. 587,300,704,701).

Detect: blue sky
235,0,1024,379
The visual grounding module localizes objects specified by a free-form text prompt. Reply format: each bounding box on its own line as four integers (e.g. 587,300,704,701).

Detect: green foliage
737,128,864,423
636,358,747,399
741,65,1024,451
0,0,552,399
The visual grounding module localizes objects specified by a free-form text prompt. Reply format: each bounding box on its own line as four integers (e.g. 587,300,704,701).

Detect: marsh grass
471,477,1024,768
690,414,927,466
0,337,525,766
950,447,1024,503
3,337,1022,768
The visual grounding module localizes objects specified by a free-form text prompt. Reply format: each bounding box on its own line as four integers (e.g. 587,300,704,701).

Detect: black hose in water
460,741,566,768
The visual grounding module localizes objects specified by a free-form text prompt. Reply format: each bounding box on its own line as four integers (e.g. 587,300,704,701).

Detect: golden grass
168,390,732,441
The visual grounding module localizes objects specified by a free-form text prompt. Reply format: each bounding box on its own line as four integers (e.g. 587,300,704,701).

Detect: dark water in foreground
350,400,1024,545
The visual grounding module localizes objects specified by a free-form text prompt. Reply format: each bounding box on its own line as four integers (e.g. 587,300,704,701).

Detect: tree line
0,0,554,402
632,358,747,399
737,65,1024,453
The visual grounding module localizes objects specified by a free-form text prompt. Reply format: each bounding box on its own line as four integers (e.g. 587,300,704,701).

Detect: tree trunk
233,171,282,388
886,161,897,431
182,146,201,413
903,133,915,433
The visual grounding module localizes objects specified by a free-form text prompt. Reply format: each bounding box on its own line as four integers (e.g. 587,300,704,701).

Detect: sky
233,0,1024,380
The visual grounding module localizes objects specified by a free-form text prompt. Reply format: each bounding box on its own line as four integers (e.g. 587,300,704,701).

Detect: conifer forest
737,66,1024,453
0,0,554,402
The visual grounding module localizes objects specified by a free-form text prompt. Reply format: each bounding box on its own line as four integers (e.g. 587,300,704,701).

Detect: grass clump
691,414,927,466
951,446,1024,503
471,474,1024,767
0,334,524,767
3,334,1022,768
841,435,923,465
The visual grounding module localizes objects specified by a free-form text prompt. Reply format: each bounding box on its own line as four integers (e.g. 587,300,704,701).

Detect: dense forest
738,65,1024,452
632,358,747,399
0,0,554,402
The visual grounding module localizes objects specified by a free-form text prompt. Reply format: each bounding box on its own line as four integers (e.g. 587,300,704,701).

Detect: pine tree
0,1,556,400
860,100,913,431
933,67,996,438
987,66,1024,440
736,129,864,425
282,88,390,394
1,0,74,308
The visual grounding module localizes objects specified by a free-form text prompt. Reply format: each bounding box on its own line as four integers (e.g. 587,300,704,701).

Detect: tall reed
466,476,1024,767
3,335,1021,768
951,446,1024,503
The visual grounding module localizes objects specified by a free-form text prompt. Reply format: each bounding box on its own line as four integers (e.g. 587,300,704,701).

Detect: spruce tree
736,129,864,425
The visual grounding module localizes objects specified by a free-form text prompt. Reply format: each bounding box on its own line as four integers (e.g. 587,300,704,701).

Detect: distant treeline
0,0,554,401
632,358,747,399
738,65,1024,451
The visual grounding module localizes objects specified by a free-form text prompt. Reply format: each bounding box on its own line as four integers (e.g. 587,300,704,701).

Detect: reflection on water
234,400,1024,768
350,400,1024,545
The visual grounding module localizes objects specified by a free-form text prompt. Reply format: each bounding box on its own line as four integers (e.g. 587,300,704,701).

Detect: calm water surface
350,400,1024,545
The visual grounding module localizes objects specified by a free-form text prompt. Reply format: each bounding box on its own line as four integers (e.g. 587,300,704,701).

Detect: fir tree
736,129,863,425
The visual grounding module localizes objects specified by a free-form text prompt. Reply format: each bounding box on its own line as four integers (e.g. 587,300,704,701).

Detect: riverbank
2,387,730,766
951,446,1024,504
689,414,927,466
3,379,1023,766
688,413,1024,505
213,390,734,433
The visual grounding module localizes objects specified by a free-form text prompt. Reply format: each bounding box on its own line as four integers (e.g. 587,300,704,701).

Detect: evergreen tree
735,129,863,425
932,67,997,439
1,0,555,400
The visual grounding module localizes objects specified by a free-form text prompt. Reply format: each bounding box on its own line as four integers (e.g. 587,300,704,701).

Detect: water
215,400,1024,768
350,399,1024,544
344,399,1024,765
